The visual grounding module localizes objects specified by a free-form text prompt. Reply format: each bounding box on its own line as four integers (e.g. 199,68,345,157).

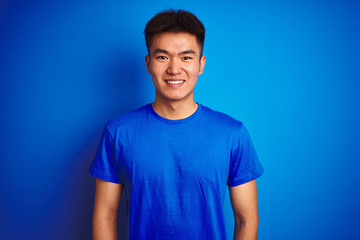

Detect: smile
165,80,185,84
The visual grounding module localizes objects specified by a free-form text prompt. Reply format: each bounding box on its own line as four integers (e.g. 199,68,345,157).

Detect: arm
93,178,123,240
229,179,259,240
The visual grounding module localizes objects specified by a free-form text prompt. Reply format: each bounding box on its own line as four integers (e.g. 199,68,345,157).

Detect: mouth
165,80,185,85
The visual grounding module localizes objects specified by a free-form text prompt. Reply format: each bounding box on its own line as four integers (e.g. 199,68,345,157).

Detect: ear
199,55,206,75
145,55,151,74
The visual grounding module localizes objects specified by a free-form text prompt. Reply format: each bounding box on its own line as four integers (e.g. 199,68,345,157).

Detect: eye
182,56,192,60
156,56,168,60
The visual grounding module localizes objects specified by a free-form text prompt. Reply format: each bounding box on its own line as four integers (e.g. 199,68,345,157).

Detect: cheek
149,64,163,76
184,63,200,74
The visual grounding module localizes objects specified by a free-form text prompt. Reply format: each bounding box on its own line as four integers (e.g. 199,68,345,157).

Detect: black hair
144,10,205,56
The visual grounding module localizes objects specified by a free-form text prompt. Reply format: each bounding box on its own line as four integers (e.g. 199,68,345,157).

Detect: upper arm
93,178,123,217
229,179,259,222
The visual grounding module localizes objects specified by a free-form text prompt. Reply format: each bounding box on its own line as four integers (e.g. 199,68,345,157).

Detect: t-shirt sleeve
227,123,264,187
88,125,121,184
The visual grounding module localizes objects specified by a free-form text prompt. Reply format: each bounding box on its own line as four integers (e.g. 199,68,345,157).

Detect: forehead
150,32,200,55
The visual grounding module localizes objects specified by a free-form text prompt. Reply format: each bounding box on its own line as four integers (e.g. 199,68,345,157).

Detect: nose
167,58,182,75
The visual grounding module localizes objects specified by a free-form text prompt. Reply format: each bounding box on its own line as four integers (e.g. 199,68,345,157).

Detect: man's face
145,32,206,103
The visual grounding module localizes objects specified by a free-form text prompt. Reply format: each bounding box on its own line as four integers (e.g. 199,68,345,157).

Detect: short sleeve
88,126,120,184
227,124,264,187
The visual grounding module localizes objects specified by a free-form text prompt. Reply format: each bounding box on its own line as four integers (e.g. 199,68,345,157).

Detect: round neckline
148,103,202,124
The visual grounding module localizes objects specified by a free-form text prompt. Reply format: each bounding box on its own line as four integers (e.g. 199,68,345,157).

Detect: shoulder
200,105,244,130
104,104,151,136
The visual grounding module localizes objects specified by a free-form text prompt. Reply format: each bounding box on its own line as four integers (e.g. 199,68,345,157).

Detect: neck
152,98,198,120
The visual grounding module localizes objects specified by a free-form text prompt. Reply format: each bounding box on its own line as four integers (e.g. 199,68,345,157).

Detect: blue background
1,0,359,239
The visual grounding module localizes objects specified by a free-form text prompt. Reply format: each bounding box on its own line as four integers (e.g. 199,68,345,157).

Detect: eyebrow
181,50,196,55
153,49,168,54
153,48,196,55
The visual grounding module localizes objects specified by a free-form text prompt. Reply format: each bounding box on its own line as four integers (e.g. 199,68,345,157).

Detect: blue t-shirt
89,103,263,239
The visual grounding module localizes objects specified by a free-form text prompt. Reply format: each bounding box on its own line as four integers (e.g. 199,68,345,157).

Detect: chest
118,123,231,185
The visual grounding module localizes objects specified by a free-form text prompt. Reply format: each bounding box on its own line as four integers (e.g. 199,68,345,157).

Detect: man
89,9,264,240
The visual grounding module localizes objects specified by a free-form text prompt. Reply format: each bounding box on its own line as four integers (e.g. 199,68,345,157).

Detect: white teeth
166,80,184,84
